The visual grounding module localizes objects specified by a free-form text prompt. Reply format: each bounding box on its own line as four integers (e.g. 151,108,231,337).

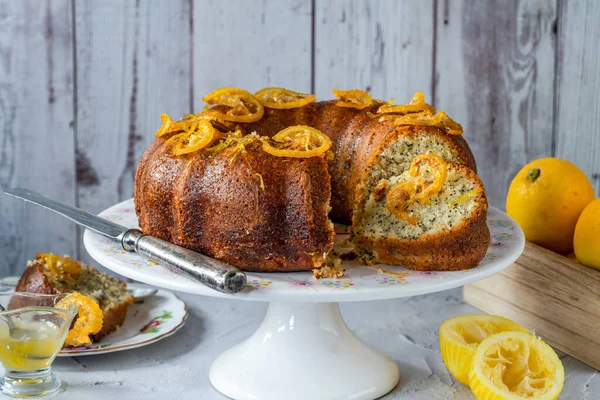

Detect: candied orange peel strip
332,88,372,110
255,87,316,109
203,88,264,123
56,292,103,347
261,125,332,158
167,117,217,155
385,154,448,225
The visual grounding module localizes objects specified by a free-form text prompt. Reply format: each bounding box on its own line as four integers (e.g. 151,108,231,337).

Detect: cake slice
15,254,134,342
353,154,490,270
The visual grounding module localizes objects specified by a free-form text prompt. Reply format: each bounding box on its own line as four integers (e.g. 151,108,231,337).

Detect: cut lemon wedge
439,314,528,386
203,88,264,123
469,331,564,400
332,88,372,109
261,125,332,158
255,87,316,109
56,292,104,347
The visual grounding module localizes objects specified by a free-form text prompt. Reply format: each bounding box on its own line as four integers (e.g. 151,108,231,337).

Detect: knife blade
4,188,247,294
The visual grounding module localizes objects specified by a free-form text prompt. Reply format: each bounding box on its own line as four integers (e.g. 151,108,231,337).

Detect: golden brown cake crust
353,164,490,271
135,139,335,272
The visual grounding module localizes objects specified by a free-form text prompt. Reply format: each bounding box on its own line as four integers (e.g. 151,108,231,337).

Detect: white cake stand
84,199,524,400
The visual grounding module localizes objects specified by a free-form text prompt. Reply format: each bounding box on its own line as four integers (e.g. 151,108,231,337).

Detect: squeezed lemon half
439,314,528,386
469,331,564,400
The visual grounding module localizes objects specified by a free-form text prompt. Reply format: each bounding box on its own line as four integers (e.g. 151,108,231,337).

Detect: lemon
469,331,564,400
439,314,528,386
506,158,595,253
574,198,600,270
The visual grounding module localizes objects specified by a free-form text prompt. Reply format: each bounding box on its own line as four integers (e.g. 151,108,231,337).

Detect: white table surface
9,288,598,399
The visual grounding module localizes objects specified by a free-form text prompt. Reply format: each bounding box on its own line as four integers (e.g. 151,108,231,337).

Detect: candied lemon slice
255,87,316,109
168,118,216,155
261,125,332,158
332,88,372,109
155,111,219,137
439,314,529,387
394,110,463,135
203,88,264,123
385,154,448,225
469,331,564,400
56,292,104,347
377,91,436,115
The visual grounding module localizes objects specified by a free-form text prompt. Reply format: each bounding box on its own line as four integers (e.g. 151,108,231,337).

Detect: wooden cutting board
464,241,600,371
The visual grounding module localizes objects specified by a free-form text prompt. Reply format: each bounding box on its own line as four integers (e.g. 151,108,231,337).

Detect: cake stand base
209,302,400,400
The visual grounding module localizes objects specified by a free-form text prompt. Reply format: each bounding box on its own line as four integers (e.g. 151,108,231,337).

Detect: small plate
57,289,187,356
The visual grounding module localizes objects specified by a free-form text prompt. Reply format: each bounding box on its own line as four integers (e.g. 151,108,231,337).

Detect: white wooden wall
0,0,598,276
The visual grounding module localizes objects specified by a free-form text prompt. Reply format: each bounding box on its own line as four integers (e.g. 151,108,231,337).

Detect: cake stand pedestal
83,199,524,400
210,302,399,400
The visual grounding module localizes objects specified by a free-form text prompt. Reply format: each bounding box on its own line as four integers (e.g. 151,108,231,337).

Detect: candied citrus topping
376,91,436,115
37,253,81,284
208,131,260,164
203,88,264,123
261,125,332,158
439,314,529,387
255,87,316,109
155,111,219,137
372,91,463,135
469,331,564,400
332,88,372,109
393,110,463,135
167,118,216,155
385,154,448,225
56,292,103,347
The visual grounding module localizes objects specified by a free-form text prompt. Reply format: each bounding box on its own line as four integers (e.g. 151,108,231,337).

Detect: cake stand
84,199,524,400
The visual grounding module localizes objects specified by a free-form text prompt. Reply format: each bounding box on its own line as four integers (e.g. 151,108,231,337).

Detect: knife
3,188,247,294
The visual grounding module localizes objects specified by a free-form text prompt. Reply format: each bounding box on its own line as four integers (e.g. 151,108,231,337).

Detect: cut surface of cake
134,88,490,272
353,155,490,270
15,254,134,342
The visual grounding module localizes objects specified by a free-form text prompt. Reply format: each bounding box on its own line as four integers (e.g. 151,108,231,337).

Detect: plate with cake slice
8,254,187,356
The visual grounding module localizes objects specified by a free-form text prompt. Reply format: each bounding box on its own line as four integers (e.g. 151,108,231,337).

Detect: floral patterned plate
84,199,525,303
57,289,187,356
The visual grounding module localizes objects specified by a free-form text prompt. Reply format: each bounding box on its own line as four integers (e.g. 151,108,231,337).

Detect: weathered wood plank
435,0,557,208
75,0,192,266
192,0,312,102
0,0,76,276
314,0,434,102
555,0,600,196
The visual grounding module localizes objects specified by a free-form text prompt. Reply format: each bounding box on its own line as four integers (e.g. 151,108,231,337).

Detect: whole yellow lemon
574,198,600,270
506,158,595,253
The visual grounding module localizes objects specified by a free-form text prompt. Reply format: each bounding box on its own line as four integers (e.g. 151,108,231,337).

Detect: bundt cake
15,254,134,342
134,88,490,272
